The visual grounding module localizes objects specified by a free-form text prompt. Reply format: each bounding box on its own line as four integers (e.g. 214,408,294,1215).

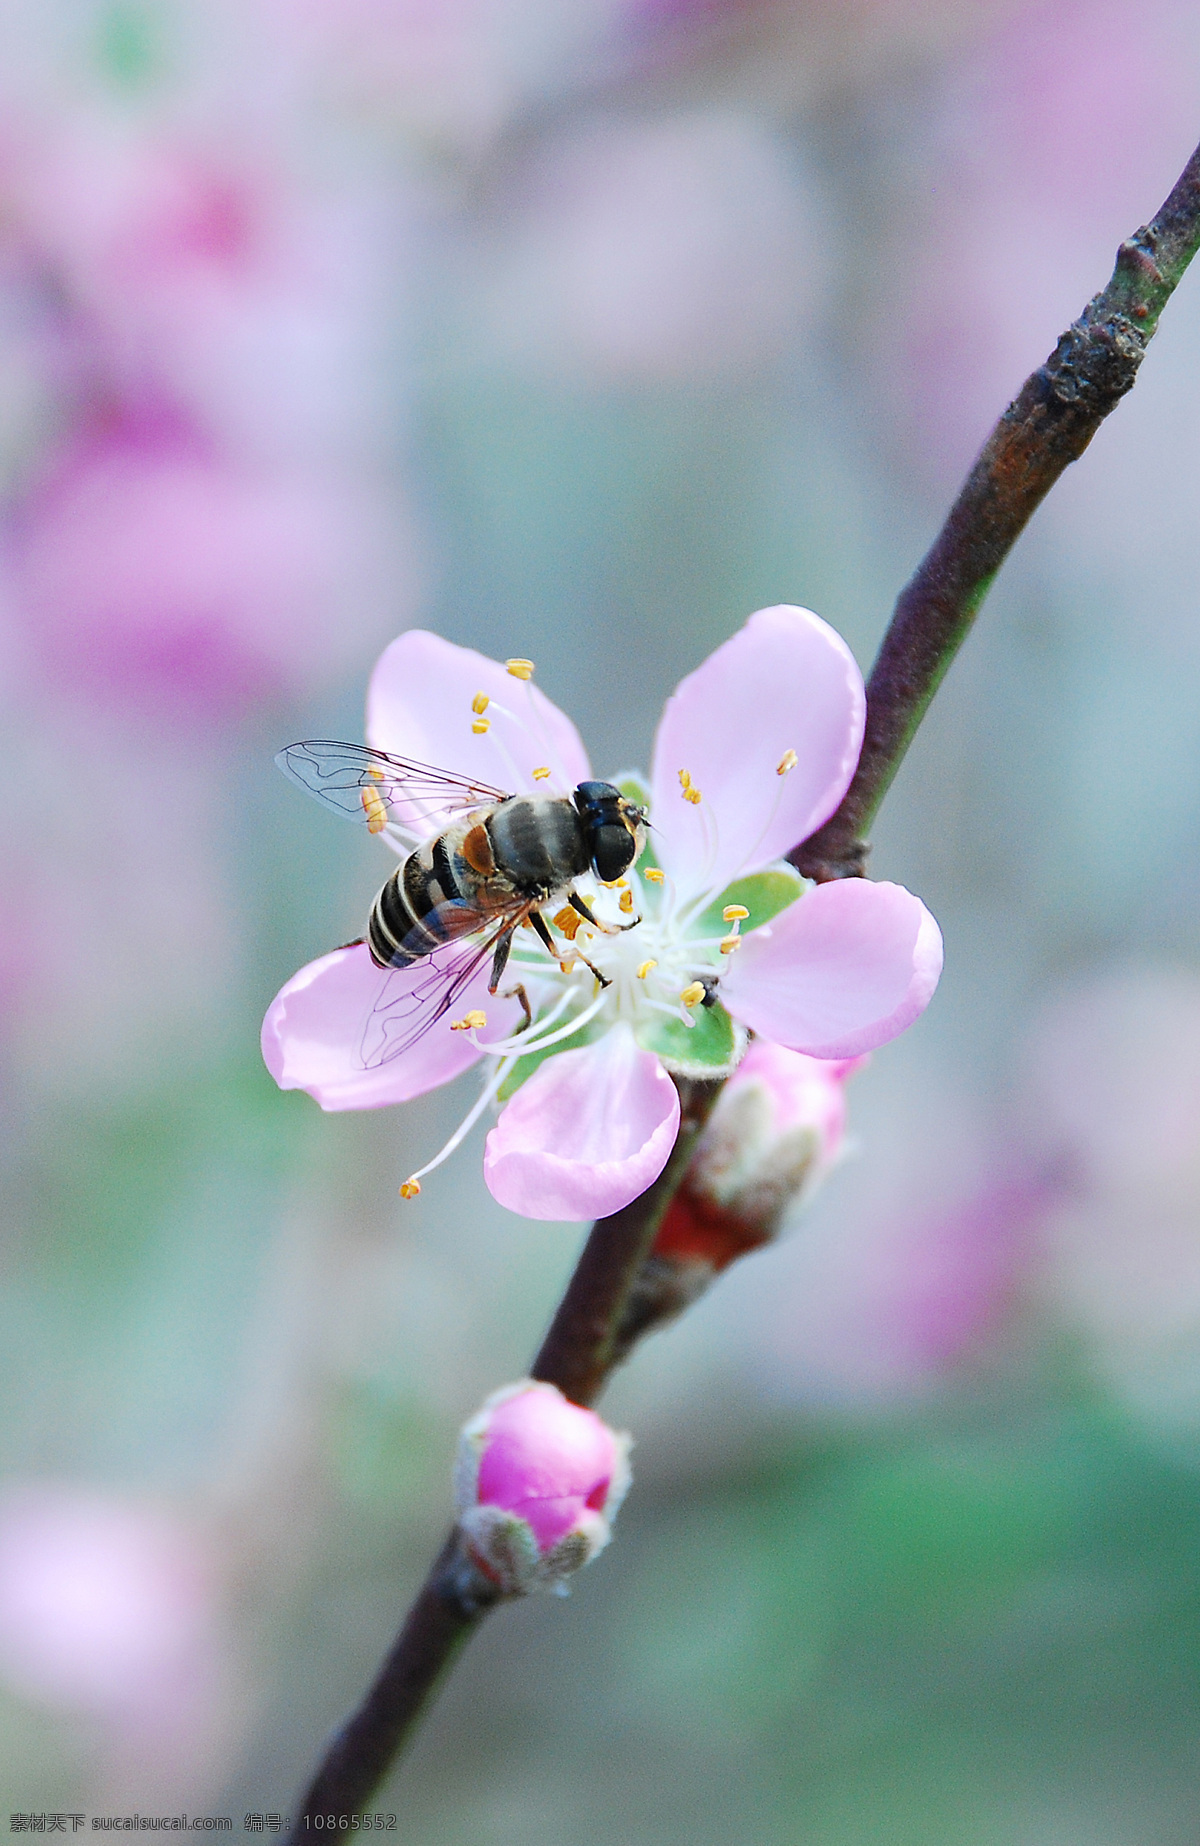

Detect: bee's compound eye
591,823,636,883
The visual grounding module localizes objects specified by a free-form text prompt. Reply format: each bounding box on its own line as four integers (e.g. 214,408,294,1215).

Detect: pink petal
649,605,865,896
483,1025,680,1221
720,879,943,1059
366,630,591,832
261,942,523,1112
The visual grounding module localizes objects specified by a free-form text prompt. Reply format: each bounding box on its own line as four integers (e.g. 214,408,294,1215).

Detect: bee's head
574,781,647,883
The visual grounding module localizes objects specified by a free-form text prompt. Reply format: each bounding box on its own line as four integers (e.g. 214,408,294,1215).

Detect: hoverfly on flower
275,735,647,1060
263,610,944,1220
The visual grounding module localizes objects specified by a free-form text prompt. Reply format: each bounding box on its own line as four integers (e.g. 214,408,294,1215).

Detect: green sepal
636,998,745,1080
496,1012,602,1102
693,864,806,940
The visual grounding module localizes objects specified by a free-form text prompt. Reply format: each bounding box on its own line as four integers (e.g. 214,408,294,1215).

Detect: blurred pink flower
883,0,1200,480
7,126,399,466
482,111,819,381
0,1486,216,1721
6,416,410,712
264,610,942,1220
454,1380,631,1593
759,1180,1034,1404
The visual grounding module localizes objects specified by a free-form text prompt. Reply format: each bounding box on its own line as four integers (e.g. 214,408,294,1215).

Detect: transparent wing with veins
275,740,510,835
360,900,533,1067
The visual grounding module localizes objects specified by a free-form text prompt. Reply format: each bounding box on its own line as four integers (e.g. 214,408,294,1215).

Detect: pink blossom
454,1380,631,1594
0,1487,215,1720
7,416,406,711
263,607,943,1220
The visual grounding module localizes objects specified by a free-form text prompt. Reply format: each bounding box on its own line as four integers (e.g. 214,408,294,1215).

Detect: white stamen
478,987,609,1061
402,1055,514,1188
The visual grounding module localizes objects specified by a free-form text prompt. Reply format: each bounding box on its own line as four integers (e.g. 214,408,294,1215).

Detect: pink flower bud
659,1042,865,1267
610,1045,865,1363
454,1382,631,1596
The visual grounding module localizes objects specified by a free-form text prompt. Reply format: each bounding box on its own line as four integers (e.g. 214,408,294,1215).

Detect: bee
276,740,647,1062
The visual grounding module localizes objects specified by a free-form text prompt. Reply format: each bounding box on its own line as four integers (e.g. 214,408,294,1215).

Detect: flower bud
665,1042,864,1257
614,1045,864,1359
454,1381,631,1596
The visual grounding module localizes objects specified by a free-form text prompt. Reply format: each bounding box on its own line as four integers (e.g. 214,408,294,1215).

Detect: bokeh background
4,0,1200,1838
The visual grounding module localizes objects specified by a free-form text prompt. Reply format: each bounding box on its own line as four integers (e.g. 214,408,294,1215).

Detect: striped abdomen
366,798,590,970
368,828,477,969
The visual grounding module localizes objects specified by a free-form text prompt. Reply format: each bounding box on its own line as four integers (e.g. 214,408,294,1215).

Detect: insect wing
360,901,527,1068
276,740,510,834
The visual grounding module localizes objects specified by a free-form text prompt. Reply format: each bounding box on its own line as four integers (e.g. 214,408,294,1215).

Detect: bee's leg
503,984,533,1030
532,906,611,988
487,931,513,992
488,931,534,1030
568,889,639,934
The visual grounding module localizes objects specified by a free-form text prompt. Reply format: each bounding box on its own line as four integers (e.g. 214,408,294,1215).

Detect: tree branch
794,138,1200,882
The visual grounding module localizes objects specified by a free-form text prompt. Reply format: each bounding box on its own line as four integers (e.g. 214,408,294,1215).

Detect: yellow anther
619,889,634,913
683,786,702,805
559,959,576,975
471,691,490,715
680,981,706,1008
677,768,691,789
399,1180,421,1200
777,748,798,776
506,658,535,680
471,718,490,735
360,787,388,833
720,934,742,955
722,904,749,922
532,766,551,780
636,959,658,979
366,764,385,780
450,1010,487,1032
553,906,582,940
644,868,665,884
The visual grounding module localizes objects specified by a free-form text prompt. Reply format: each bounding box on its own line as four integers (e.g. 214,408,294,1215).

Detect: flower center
394,671,802,1199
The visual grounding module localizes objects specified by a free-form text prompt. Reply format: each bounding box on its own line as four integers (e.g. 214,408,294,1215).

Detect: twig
794,138,1200,882
529,1077,722,1403
296,135,1200,1821
296,1078,721,1822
